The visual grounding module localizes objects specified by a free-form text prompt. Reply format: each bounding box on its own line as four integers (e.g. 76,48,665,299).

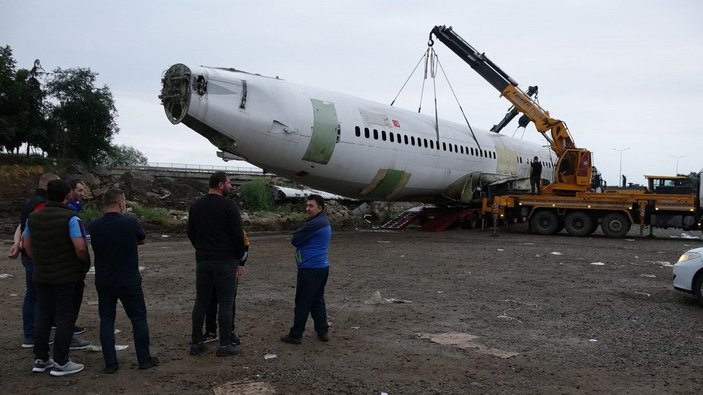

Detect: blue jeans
97,285,152,366
191,259,236,346
289,268,329,338
34,281,84,365
21,255,37,339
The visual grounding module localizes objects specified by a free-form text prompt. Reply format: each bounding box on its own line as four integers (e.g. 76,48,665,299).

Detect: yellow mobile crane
429,25,703,238
429,25,591,195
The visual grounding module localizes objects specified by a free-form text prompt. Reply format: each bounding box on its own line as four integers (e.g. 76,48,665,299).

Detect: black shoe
230,333,241,346
317,332,329,342
189,342,206,355
138,357,159,370
73,325,86,335
280,335,302,345
103,364,119,374
203,332,218,344
215,344,240,357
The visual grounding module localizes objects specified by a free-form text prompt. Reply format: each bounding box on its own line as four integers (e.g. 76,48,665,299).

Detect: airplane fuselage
161,64,554,203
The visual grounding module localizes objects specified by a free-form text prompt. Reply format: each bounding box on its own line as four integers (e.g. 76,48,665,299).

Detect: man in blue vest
281,194,332,344
22,180,90,376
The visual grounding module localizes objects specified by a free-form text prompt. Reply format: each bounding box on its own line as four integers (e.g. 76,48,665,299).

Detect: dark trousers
34,281,84,365
21,255,37,339
97,284,152,366
205,279,238,335
289,267,329,338
530,177,541,194
191,259,236,346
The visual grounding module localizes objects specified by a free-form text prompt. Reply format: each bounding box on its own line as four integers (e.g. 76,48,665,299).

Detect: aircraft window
430,140,434,149
389,133,394,143
423,138,428,148
459,146,464,154
381,130,387,141
470,147,474,156
364,128,370,138
442,142,446,151
449,144,453,153
404,135,408,144
355,126,361,137
373,129,378,140
397,133,402,143
411,136,415,146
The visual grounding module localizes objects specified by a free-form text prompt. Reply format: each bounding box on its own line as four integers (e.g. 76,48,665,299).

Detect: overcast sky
3,0,702,185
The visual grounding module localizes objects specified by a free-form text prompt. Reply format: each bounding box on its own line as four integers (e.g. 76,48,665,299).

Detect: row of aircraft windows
352,126,555,168
354,126,497,159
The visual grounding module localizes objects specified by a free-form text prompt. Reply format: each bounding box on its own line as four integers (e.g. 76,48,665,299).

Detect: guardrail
113,162,266,176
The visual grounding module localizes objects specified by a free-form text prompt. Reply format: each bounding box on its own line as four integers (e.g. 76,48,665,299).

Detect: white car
673,246,703,303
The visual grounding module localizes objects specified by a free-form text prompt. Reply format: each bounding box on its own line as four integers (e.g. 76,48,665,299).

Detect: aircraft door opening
302,99,339,165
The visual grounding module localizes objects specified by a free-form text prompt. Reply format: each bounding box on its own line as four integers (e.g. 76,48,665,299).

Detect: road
1,227,702,394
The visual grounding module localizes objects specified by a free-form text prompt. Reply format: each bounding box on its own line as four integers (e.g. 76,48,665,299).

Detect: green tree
96,144,148,167
0,48,47,154
44,67,118,165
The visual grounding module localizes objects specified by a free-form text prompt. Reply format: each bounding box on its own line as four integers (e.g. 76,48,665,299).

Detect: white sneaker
49,359,84,376
32,358,55,373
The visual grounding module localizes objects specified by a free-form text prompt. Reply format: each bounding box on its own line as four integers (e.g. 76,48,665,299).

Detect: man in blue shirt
88,188,158,373
281,194,332,344
23,180,90,376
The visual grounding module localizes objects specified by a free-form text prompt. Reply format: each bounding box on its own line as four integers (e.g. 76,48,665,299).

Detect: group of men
9,174,158,376
186,171,332,356
10,170,333,376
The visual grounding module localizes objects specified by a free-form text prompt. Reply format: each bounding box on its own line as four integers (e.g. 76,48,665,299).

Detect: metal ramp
419,208,479,232
381,210,422,230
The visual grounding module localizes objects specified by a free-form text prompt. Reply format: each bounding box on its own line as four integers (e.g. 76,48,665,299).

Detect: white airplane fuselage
161,64,554,203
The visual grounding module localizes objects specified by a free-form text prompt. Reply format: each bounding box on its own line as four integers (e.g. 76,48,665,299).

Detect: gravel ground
1,225,702,394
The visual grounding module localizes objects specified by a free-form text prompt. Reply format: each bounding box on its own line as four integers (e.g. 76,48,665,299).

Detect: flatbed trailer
492,174,702,238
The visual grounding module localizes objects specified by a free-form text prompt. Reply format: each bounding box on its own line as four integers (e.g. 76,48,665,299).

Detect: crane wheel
530,210,561,235
564,211,595,237
601,212,631,238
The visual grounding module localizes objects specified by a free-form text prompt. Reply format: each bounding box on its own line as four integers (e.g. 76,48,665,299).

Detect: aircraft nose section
159,63,192,124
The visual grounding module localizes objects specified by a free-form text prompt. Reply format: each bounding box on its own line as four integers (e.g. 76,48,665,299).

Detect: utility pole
613,147,630,186
671,155,685,174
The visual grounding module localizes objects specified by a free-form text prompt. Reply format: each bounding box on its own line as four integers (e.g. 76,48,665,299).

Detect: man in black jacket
22,180,90,376
187,171,247,357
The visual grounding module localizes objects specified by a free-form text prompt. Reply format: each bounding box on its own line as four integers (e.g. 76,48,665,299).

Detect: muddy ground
1,225,702,394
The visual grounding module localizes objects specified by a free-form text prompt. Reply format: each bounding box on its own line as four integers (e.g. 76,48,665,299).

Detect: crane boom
429,25,592,194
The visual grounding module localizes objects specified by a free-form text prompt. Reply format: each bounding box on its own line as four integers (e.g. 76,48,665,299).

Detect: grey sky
3,0,702,185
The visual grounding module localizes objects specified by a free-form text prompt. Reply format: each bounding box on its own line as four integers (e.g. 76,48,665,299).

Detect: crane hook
427,35,434,47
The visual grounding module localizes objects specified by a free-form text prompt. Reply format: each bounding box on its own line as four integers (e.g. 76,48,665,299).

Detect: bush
132,206,170,224
240,178,274,212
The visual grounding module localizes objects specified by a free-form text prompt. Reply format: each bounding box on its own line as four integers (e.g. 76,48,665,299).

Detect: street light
671,155,685,174
613,147,630,186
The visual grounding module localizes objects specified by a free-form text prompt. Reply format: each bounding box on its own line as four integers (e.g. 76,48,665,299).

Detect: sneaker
230,333,241,346
215,344,240,357
318,332,329,342
280,335,302,345
32,358,55,373
103,364,119,374
49,359,84,376
22,337,34,349
189,342,206,355
69,336,91,350
203,332,218,344
73,325,86,335
139,356,160,370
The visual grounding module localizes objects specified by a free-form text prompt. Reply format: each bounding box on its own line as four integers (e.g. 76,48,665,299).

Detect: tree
0,47,46,154
43,67,118,165
96,144,148,167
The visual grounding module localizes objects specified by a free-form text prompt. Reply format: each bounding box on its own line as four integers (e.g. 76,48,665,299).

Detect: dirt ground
1,225,702,394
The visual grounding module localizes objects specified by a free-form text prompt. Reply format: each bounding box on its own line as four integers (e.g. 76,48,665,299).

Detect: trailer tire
530,210,560,235
564,211,594,237
601,212,631,238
